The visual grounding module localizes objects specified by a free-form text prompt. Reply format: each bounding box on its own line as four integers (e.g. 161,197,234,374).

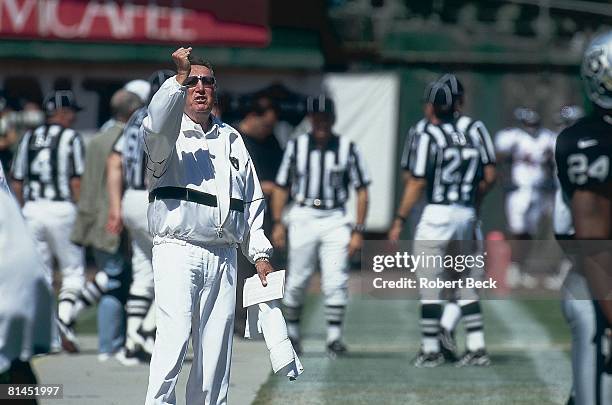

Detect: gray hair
111,89,143,122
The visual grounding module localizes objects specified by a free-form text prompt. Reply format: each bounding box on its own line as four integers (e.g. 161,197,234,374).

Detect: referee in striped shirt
389,82,495,367
11,90,86,352
271,94,370,356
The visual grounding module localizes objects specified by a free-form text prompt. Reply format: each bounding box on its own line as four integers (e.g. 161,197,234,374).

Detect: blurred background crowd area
0,0,609,234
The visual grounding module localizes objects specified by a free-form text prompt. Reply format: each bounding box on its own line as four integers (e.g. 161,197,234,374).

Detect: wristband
352,223,366,233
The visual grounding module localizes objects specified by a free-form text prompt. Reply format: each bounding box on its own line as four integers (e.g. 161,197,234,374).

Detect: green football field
68,284,573,405
253,294,572,405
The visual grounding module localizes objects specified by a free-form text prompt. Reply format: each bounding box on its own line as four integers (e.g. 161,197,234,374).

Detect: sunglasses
183,75,216,88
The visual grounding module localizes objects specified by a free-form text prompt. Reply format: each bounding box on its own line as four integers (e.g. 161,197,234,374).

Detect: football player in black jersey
555,30,612,405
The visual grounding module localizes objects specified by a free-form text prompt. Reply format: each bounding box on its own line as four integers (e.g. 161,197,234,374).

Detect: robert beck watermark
372,276,497,290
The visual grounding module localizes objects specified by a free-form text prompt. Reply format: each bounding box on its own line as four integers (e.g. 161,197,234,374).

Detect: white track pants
145,237,236,405
283,206,351,309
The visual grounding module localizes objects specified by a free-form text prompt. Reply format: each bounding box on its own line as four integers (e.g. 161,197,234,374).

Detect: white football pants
505,187,551,236
283,206,351,310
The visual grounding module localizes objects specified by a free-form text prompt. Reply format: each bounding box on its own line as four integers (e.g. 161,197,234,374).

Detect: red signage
0,0,270,47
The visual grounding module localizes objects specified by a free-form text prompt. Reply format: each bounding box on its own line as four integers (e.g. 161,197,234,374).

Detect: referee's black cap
425,82,453,109
307,94,335,116
43,90,83,113
148,69,176,104
422,81,436,102
437,73,464,99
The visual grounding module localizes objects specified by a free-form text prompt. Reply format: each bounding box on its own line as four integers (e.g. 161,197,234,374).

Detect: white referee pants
283,207,351,309
413,204,479,302
22,200,84,323
145,237,236,405
122,190,154,299
122,190,155,348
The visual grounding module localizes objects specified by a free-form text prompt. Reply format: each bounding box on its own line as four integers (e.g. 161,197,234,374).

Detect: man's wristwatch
352,223,365,234
255,257,270,264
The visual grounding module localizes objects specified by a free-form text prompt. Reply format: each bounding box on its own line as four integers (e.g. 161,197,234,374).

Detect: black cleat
439,329,458,362
413,350,444,368
115,346,152,366
456,349,491,367
130,346,152,363
57,319,79,353
326,340,348,358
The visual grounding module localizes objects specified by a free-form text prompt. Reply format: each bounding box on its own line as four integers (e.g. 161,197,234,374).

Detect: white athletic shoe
506,263,539,289
520,273,539,289
115,349,141,367
97,353,112,362
544,260,571,290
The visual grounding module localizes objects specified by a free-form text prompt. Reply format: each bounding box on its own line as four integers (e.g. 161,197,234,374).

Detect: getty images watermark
358,240,612,300
371,250,496,290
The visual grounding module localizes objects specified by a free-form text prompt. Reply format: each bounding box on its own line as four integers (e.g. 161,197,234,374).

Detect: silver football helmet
581,31,612,109
513,107,540,126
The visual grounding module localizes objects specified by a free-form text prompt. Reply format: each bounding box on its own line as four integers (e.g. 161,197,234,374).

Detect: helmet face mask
581,31,612,110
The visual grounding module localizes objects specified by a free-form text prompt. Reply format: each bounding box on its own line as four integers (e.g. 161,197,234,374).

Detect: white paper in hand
243,270,285,308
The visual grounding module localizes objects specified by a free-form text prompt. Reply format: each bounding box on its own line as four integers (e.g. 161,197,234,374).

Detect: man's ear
424,103,434,119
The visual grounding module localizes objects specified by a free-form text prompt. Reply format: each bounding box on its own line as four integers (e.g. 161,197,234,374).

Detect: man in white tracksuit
142,48,274,405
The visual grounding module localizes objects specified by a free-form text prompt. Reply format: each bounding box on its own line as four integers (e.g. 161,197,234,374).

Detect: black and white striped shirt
275,133,370,209
411,117,491,206
112,107,148,190
402,115,495,171
401,118,428,171
11,124,85,202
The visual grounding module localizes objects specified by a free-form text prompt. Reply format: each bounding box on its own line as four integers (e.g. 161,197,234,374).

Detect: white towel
244,300,304,379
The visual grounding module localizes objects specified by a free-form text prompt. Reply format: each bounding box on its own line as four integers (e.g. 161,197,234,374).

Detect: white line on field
488,300,571,404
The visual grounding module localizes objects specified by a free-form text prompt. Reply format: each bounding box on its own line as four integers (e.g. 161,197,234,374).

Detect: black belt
299,200,344,210
149,186,244,213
